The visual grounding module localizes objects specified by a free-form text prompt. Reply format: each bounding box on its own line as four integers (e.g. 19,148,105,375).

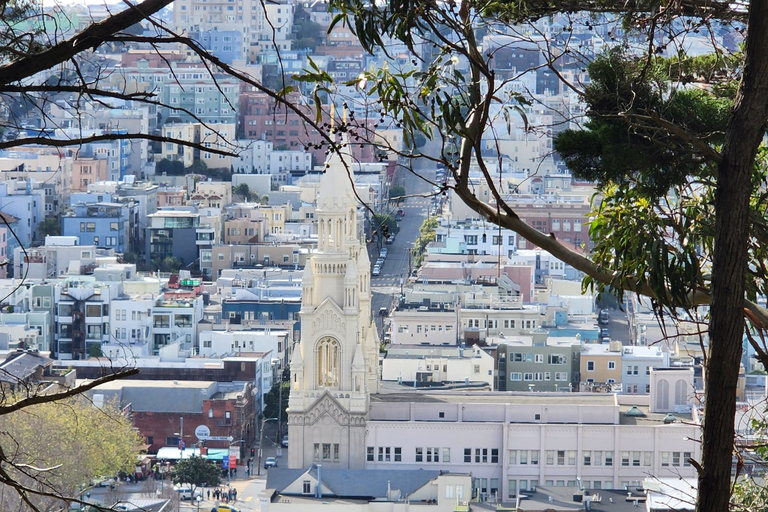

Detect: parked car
397,208,404,217
372,265,381,276
264,457,278,469
600,328,609,338
380,248,388,259
598,309,610,325
386,234,395,244
282,435,289,447
175,486,203,500
378,307,389,317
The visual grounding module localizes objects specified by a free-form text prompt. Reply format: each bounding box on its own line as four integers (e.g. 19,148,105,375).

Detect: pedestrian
207,489,211,500
233,488,238,502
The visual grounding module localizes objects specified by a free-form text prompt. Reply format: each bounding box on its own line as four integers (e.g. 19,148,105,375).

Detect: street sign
196,435,233,442
194,425,211,440
229,455,237,468
222,457,229,469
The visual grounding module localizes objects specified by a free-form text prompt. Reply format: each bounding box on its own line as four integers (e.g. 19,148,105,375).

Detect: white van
174,486,202,500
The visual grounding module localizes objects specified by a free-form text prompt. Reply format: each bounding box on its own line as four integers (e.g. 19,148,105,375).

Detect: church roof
267,467,443,499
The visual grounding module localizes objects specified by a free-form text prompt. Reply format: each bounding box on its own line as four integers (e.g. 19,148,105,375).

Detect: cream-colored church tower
286,133,380,470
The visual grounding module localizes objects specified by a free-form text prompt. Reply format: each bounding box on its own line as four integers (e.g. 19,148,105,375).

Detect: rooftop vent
625,406,646,417
663,413,677,424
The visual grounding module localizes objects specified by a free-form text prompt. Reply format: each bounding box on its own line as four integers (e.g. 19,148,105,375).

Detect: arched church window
316,337,340,388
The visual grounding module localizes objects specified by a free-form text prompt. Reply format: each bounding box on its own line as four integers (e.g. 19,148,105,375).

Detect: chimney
315,464,322,499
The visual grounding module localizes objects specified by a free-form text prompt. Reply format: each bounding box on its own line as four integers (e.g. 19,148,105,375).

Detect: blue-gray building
191,30,244,64
62,194,132,253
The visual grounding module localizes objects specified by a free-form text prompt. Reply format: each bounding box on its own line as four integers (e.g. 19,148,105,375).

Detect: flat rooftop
371,389,617,406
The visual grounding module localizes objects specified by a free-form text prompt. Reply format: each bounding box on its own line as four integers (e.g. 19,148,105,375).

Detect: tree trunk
698,1,768,511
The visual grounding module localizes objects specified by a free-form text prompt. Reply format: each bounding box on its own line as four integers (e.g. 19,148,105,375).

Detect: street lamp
195,495,202,512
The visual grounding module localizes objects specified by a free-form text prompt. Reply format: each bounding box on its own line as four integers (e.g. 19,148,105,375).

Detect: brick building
84,379,258,457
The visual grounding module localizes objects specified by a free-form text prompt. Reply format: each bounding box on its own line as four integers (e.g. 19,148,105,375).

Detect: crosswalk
372,276,403,286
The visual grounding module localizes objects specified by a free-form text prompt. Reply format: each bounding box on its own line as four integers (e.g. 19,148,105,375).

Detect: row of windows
510,371,570,382
114,309,145,321
313,443,340,462
366,446,401,462
507,353,567,364
465,319,537,329
464,448,500,464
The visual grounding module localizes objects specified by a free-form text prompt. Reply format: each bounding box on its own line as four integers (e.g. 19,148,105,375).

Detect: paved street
369,150,441,335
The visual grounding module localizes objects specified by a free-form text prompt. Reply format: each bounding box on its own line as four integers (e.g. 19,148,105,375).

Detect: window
632,452,641,466
395,447,402,462
608,361,616,370
605,452,613,466
534,354,544,363
303,481,311,494
491,449,499,463
557,451,565,465
510,372,522,381
367,447,374,462
587,361,595,371
621,451,630,466
416,448,423,462
548,354,567,364
464,448,471,463
443,448,450,462
322,443,331,460
584,451,591,466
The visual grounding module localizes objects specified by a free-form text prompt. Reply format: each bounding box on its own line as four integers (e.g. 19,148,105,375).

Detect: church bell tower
286,131,379,470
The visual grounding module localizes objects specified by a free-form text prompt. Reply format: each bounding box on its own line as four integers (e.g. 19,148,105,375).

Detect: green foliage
554,47,732,199
0,395,141,510
411,216,438,267
88,343,104,358
389,185,406,202
585,183,711,308
152,256,184,273
372,212,397,240
263,381,289,424
38,217,60,237
156,158,185,175
234,183,259,202
173,456,220,492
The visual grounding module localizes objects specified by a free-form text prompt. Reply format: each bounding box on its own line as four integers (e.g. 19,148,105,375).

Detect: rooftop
372,389,617,406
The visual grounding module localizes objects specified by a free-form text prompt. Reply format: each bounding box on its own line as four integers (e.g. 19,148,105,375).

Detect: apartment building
496,334,581,392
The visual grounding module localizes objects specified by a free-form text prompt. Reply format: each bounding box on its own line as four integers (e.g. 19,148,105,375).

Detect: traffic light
251,448,255,457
